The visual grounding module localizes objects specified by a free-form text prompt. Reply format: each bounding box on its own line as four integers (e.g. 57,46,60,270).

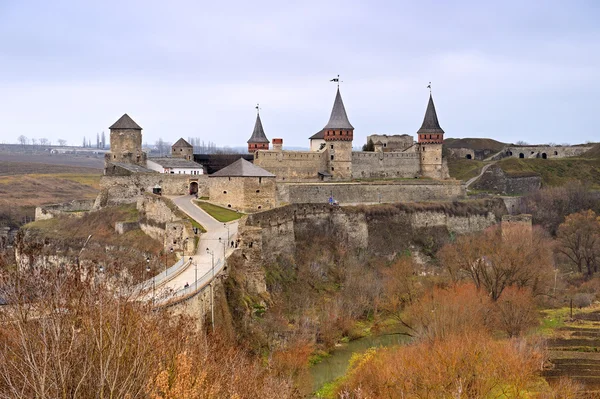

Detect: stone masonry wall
253,150,327,181
351,151,420,178
503,145,591,159
278,180,465,205
35,199,95,221
471,165,541,195
94,174,209,208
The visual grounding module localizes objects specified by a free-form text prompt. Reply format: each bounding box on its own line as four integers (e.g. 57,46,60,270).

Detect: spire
323,88,354,130
247,113,269,144
417,94,444,134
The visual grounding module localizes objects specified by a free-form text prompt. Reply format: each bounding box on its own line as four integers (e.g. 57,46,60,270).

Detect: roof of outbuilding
417,94,445,134
110,162,155,173
147,157,203,168
210,158,275,178
109,114,142,130
172,138,193,148
323,88,354,130
247,114,270,144
309,129,325,140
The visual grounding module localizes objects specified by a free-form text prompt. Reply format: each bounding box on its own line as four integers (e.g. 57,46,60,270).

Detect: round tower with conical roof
323,88,354,179
247,111,270,153
417,94,445,179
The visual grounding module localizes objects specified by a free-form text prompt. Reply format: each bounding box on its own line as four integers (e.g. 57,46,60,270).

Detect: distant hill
444,138,507,152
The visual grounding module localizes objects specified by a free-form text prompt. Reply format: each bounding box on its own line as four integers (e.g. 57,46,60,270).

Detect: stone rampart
471,165,541,195
94,174,208,208
35,199,95,221
503,145,591,159
351,151,420,178
277,180,465,205
253,150,327,181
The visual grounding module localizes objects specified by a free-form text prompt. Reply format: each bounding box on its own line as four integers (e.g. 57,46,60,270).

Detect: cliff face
233,199,507,297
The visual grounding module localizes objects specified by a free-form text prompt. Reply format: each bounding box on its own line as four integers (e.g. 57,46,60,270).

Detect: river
310,332,411,395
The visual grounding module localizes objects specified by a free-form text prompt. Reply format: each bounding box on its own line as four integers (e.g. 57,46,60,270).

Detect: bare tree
39,138,49,146
17,135,28,146
96,132,100,148
439,225,554,301
58,139,67,146
557,210,600,277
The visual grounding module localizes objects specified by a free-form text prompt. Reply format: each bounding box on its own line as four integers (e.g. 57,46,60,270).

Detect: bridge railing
133,257,190,294
152,259,224,306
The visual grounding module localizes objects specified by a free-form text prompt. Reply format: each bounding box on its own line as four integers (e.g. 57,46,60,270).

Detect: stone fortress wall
277,180,465,205
35,199,95,221
94,174,209,208
253,150,327,181
351,151,421,178
500,145,592,159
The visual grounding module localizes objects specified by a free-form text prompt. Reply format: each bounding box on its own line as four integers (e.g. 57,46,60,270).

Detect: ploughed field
544,310,600,396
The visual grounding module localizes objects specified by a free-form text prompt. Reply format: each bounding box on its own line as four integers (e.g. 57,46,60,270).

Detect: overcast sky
0,0,598,148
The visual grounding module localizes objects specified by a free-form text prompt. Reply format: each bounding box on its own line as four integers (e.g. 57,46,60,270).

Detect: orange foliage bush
337,331,544,399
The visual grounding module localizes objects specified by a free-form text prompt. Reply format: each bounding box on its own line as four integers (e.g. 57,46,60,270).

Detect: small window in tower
331,155,334,160
223,191,227,194
383,143,387,147
330,145,334,149
180,148,182,152
256,189,260,193
423,147,425,151
331,167,335,171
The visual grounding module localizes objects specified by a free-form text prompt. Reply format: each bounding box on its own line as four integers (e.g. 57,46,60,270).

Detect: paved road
157,195,238,294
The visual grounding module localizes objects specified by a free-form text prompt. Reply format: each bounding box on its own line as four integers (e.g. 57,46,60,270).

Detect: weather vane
330,74,342,88
255,103,260,115
427,82,432,94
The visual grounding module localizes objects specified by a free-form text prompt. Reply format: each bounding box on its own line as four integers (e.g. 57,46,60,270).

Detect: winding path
141,195,238,303
465,162,496,189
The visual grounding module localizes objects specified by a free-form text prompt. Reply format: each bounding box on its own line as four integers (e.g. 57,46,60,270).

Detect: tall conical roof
109,113,142,130
417,94,444,134
247,113,270,144
323,88,354,130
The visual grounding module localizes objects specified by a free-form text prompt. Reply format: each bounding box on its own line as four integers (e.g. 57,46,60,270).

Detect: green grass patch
447,158,486,181
190,219,206,233
497,157,600,188
199,196,209,200
538,307,570,336
194,201,244,222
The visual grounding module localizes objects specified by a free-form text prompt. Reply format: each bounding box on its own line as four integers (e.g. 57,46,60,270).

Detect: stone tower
247,112,270,153
323,88,354,179
172,138,193,160
417,94,445,179
106,113,146,167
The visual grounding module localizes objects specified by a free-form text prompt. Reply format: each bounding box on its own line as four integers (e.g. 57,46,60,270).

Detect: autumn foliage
0,268,298,399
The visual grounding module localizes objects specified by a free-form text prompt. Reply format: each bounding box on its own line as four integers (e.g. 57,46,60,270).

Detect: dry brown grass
0,161,101,227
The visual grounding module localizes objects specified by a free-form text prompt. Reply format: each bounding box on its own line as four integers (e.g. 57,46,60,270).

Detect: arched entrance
542,153,547,159
465,154,472,160
519,153,525,158
189,181,198,195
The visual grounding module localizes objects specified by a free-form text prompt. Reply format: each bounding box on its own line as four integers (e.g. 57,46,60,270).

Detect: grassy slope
444,138,507,152
497,157,600,188
447,158,485,181
195,201,244,222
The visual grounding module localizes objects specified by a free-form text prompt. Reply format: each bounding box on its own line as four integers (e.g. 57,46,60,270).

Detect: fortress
250,87,449,181
100,87,463,212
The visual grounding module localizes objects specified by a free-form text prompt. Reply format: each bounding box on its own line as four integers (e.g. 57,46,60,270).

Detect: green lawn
194,201,244,222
